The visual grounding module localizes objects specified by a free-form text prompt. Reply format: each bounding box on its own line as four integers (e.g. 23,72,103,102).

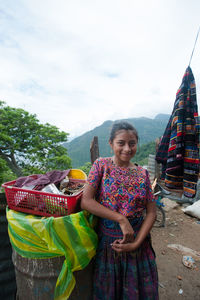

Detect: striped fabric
7,208,98,300
156,66,199,198
93,217,159,299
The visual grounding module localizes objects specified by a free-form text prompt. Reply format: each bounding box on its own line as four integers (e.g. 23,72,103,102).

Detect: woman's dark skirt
93,217,159,300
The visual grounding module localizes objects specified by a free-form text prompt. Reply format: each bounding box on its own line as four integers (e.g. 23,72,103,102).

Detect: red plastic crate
2,176,86,217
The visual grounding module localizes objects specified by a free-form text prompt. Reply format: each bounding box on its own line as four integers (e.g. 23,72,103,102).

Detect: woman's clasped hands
111,215,140,253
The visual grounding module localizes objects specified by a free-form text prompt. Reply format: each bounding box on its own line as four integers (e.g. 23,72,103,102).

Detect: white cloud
0,0,200,138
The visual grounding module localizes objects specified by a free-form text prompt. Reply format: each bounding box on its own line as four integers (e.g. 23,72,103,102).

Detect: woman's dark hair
109,121,139,143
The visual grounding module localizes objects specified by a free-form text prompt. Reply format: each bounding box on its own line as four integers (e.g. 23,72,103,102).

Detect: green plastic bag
7,208,98,300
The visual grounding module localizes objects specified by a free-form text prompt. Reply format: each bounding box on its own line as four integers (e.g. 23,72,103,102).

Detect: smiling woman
81,121,158,300
109,122,138,168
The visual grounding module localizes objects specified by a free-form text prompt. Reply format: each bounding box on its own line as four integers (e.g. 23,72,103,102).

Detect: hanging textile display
156,66,199,198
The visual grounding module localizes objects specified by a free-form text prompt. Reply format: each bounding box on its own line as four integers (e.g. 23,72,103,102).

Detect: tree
0,157,16,189
133,141,156,166
0,101,71,177
79,162,92,176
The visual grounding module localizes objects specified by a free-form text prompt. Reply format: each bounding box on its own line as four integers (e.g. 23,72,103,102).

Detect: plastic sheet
7,208,98,300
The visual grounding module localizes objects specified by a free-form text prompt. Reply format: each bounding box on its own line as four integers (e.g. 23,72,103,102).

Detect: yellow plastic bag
7,208,97,300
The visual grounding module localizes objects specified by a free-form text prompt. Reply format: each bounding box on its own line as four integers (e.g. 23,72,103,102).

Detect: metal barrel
12,249,93,300
0,193,17,300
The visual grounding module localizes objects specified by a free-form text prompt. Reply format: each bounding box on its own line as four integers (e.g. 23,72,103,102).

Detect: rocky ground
151,200,200,300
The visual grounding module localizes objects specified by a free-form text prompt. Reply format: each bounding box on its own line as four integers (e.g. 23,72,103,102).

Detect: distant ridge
154,113,170,121
65,114,170,167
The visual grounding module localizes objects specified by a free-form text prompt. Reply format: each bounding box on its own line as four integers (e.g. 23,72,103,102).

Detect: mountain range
64,114,170,168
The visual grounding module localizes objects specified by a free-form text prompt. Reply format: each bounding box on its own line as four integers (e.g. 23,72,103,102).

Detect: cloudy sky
0,0,200,139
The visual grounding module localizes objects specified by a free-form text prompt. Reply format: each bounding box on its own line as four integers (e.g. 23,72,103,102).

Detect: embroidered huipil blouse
87,157,154,218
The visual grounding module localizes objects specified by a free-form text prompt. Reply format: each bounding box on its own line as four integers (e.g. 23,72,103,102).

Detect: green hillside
133,140,156,166
65,114,169,167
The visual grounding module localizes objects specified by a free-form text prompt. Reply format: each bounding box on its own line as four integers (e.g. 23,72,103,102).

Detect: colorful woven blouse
87,157,154,217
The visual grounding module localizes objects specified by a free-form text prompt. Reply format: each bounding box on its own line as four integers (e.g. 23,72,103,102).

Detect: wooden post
90,136,99,164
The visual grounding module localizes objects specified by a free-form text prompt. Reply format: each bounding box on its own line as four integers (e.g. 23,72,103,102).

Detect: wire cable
189,26,200,66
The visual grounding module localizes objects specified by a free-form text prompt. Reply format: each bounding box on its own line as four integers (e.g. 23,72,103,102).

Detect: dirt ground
151,202,200,300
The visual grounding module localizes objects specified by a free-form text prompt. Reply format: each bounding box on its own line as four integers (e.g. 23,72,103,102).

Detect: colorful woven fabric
6,208,98,300
93,217,159,300
156,66,199,198
87,157,158,299
87,157,154,217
